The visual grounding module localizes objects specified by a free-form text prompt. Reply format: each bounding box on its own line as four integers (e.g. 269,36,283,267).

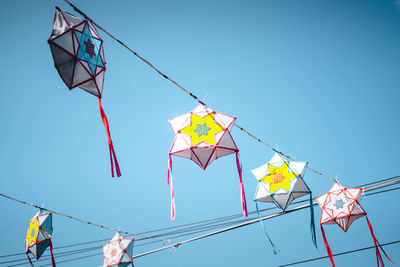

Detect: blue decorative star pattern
333,198,345,209
194,123,211,137
74,23,104,75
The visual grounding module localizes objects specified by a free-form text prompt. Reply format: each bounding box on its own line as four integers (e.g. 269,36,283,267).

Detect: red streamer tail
168,155,176,221
320,225,336,267
26,253,34,267
98,98,121,177
366,217,394,266
235,152,248,218
49,240,56,267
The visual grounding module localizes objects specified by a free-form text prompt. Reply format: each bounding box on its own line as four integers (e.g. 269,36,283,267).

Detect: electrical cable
277,240,400,267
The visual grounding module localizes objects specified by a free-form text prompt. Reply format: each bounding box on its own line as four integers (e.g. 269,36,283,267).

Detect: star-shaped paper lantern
103,232,134,267
168,104,247,220
25,210,55,266
316,183,393,267
251,153,317,248
48,7,120,177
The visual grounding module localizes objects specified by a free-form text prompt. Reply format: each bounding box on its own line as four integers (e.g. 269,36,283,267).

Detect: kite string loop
98,98,121,177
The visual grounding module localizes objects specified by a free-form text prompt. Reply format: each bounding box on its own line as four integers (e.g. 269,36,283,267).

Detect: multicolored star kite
25,210,55,266
251,153,310,210
251,153,317,249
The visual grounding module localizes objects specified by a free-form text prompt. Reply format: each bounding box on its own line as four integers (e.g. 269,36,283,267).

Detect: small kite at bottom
316,183,394,267
103,232,134,267
25,210,55,267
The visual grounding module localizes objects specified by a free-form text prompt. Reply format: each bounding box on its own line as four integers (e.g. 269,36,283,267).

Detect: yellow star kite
261,163,297,194
180,113,226,146
25,219,39,247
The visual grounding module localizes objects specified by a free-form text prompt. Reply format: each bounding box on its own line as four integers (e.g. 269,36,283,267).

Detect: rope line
0,193,169,245
277,240,400,267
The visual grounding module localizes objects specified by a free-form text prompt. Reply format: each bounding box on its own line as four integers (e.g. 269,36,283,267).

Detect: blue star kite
194,123,211,137
333,198,345,209
74,23,104,75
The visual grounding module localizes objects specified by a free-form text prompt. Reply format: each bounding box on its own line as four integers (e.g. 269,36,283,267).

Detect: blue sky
0,0,399,266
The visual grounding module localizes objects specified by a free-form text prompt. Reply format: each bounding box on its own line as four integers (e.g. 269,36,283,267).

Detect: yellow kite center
261,163,297,193
180,113,226,146
25,219,39,246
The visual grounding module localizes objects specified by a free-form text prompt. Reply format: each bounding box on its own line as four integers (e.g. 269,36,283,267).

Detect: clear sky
0,0,399,266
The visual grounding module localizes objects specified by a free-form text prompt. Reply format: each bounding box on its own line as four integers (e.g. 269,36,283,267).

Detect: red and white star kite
316,183,393,267
103,232,134,267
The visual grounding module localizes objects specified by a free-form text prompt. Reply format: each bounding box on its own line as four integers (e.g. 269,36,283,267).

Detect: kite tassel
26,253,35,267
98,98,121,178
49,240,56,267
320,225,336,267
366,216,394,266
235,152,248,218
309,193,317,248
255,202,278,254
168,155,176,221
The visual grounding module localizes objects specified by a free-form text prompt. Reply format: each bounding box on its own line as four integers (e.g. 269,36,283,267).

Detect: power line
277,240,400,267
62,0,342,186
0,193,169,245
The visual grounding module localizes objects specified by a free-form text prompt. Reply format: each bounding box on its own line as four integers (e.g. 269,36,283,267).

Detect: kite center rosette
25,210,55,267
168,104,248,220
48,7,121,177
251,153,317,251
316,183,394,267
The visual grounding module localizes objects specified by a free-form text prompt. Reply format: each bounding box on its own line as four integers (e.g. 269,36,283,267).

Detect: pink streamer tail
168,156,176,221
236,153,248,217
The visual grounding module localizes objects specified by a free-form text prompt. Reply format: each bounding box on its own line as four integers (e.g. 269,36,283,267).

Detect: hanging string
63,0,341,186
